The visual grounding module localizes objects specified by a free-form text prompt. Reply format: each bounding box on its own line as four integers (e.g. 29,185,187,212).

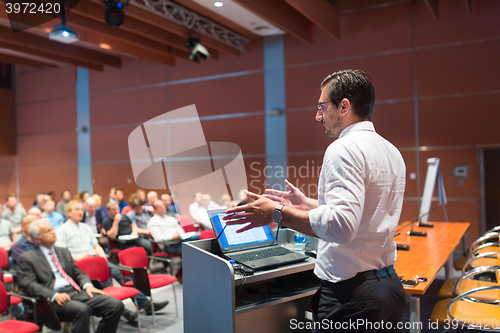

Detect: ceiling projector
48,25,79,44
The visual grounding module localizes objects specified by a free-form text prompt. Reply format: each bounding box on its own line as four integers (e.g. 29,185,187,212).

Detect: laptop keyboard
230,246,294,262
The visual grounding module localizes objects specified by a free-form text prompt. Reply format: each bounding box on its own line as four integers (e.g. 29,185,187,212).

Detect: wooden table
393,221,470,332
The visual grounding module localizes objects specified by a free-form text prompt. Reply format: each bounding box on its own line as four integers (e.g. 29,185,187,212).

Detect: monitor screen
208,209,275,252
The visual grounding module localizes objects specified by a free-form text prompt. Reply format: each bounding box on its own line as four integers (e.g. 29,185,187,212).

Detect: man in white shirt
225,69,406,332
148,200,199,254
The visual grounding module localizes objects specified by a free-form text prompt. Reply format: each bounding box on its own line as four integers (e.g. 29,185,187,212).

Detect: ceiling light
99,43,112,50
187,37,210,63
105,0,125,27
214,2,223,7
49,24,79,44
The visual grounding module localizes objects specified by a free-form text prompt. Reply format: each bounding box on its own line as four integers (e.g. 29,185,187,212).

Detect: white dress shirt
309,121,406,283
148,214,185,247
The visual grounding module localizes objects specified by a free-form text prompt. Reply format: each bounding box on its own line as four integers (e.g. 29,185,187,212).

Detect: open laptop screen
208,209,275,253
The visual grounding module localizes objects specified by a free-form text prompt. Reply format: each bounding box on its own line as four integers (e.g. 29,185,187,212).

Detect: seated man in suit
17,219,124,333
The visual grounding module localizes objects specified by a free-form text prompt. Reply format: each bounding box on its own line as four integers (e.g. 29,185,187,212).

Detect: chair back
179,215,193,226
199,230,215,240
182,224,198,233
75,257,110,283
0,282,7,314
118,247,148,268
0,248,8,269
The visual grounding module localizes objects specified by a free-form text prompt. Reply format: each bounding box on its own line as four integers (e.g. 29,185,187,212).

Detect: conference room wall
88,43,265,212
9,66,78,208
2,0,498,243
284,0,500,244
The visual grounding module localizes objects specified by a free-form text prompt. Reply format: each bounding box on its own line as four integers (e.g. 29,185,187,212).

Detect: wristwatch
272,204,284,224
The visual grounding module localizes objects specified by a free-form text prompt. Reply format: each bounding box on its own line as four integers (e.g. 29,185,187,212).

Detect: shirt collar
339,121,375,139
39,245,55,255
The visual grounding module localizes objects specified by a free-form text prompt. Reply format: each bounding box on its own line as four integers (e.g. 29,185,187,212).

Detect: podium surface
183,229,316,333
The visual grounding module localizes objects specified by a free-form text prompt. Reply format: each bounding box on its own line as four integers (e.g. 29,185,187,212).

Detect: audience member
17,219,124,333
193,194,217,230
47,191,56,202
0,204,19,250
126,194,150,234
31,193,48,210
101,201,152,255
148,200,199,254
11,214,39,267
108,187,116,202
2,194,26,233
42,199,65,230
81,197,102,234
115,188,128,213
55,200,167,320
143,191,158,215
93,194,108,218
169,191,181,215
136,189,146,204
188,192,203,220
160,193,179,219
56,190,72,217
27,207,42,218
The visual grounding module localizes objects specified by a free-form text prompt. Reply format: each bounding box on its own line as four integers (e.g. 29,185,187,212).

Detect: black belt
320,265,395,287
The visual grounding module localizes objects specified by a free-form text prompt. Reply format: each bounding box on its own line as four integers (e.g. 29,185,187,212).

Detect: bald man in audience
11,215,39,267
143,191,158,215
81,197,102,234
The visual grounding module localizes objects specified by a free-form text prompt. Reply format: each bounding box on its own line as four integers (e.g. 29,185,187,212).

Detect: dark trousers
311,272,407,333
53,287,124,333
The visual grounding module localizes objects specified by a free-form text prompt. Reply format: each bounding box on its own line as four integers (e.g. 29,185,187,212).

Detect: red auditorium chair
0,248,14,284
0,282,39,333
118,247,178,326
75,256,142,332
199,230,215,240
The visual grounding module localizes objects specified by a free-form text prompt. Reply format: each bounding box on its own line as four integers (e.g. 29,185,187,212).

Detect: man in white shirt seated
56,200,167,319
194,194,221,230
148,200,199,255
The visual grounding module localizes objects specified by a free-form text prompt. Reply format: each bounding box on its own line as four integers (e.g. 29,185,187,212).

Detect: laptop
208,208,309,271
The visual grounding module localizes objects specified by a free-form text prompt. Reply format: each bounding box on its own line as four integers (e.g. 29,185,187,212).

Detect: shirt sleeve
309,143,366,245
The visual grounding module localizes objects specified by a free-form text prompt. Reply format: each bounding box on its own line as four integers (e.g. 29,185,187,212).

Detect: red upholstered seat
75,256,141,332
3,273,13,284
124,274,177,289
118,247,178,321
102,286,139,301
199,230,215,240
9,295,22,306
0,320,40,333
0,282,39,333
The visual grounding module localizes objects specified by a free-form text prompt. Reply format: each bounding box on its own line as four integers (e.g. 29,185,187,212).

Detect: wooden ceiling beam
233,0,312,43
0,52,56,68
64,12,191,59
0,6,121,68
73,0,221,58
424,0,439,19
0,41,104,71
83,31,176,66
285,0,340,39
